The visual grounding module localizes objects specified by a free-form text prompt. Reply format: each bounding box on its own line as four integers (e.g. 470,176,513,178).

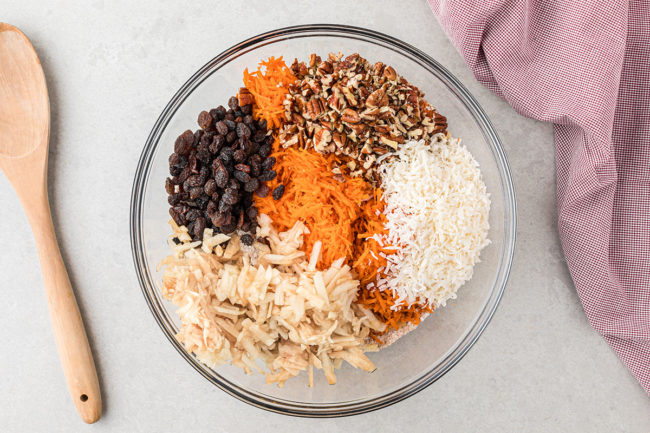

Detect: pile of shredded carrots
255,146,372,269
243,56,296,130
246,57,432,339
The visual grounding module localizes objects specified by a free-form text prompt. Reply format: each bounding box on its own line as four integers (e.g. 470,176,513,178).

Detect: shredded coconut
377,136,490,307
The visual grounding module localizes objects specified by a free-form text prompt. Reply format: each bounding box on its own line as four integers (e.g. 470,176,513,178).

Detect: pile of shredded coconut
158,215,385,387
376,136,490,308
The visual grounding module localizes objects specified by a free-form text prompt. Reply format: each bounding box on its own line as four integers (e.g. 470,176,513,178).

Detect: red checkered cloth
428,0,650,394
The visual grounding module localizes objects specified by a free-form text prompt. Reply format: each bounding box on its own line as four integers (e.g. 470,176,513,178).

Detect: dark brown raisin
239,137,252,154
169,207,184,226
206,200,218,216
196,149,211,164
204,179,217,196
255,183,270,198
193,217,206,239
165,178,175,194
168,194,181,206
234,170,251,183
189,187,204,200
210,135,225,154
259,143,272,157
233,149,246,163
253,130,267,143
185,175,203,188
228,96,239,111
218,198,231,213
188,153,198,174
211,212,226,227
224,119,236,131
218,147,234,165
241,233,254,246
226,130,237,144
227,178,239,190
259,170,277,182
215,121,228,135
244,178,259,192
186,209,201,222
246,206,258,220
234,163,250,173
241,104,252,115
214,160,229,188
257,119,267,130
262,157,276,171
265,135,275,146
174,131,192,155
243,114,254,125
222,188,239,205
198,111,212,129
236,122,251,138
272,184,285,200
224,112,235,121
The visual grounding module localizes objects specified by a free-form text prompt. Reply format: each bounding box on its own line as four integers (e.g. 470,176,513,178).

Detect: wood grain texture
0,23,101,424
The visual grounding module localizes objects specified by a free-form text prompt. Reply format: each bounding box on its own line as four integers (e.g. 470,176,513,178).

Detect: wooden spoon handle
25,193,102,424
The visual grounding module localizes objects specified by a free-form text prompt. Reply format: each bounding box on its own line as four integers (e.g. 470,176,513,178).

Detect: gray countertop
1,1,648,432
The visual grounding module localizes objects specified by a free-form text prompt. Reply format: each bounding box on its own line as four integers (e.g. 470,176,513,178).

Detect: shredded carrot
242,56,296,130
246,57,431,338
255,146,372,269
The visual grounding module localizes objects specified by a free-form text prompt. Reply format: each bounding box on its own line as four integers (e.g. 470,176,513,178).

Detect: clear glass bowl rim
130,24,516,417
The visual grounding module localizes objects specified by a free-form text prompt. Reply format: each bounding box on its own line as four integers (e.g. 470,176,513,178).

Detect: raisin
218,147,234,165
168,194,181,206
165,178,175,194
186,209,201,222
241,233,254,246
222,188,239,205
189,187,204,200
174,131,192,155
259,170,277,182
246,206,258,220
241,104,252,115
228,96,239,111
253,129,267,143
213,160,229,188
244,178,259,192
193,217,206,239
206,199,218,216
258,143,272,157
239,137,252,154
204,179,217,196
224,119,236,131
215,121,228,135
234,170,251,183
262,157,276,171
233,149,246,163
272,184,285,200
243,114,254,125
236,122,251,139
228,178,240,190
257,119,267,130
198,111,212,129
234,163,250,173
210,135,225,154
169,207,184,226
255,183,270,198
226,130,237,144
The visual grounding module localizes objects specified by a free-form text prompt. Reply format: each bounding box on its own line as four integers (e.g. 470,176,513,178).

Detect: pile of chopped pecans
279,53,448,181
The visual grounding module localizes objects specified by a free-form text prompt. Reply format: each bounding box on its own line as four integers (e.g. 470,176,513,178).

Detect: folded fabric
428,0,650,394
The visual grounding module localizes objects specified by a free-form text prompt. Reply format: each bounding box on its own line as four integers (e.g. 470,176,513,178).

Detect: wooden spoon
0,23,101,423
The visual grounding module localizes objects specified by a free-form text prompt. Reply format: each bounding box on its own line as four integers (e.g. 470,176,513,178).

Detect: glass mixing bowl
130,24,516,417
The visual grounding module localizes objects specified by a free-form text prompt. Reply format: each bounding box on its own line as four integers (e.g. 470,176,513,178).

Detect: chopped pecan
341,108,361,124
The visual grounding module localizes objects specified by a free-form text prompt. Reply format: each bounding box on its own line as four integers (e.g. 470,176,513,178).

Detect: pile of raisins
166,94,283,241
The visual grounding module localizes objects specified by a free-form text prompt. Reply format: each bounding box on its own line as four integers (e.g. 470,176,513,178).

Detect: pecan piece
341,108,361,124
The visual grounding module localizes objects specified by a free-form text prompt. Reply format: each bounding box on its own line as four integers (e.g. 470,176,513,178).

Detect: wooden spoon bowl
0,23,101,424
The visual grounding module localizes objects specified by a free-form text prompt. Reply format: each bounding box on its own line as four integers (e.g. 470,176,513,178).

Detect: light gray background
1,1,648,432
